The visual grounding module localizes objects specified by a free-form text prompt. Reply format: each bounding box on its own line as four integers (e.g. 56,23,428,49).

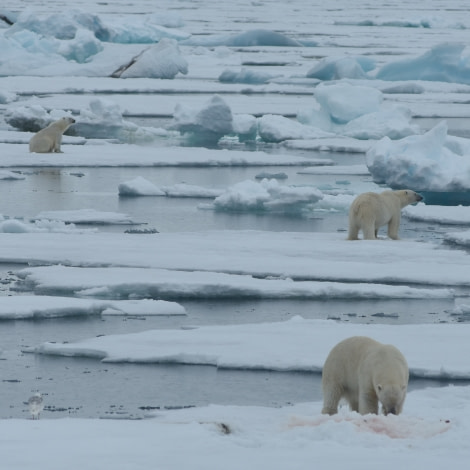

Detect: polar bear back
322,336,408,416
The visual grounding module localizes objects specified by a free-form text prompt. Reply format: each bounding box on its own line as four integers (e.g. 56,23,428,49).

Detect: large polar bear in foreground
322,336,409,416
29,117,75,153
348,189,422,240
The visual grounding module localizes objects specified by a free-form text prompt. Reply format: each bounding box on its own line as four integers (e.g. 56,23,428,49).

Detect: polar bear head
395,189,423,208
54,116,76,131
376,383,407,415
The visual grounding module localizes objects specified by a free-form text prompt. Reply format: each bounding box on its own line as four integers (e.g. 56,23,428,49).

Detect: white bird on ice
28,393,44,420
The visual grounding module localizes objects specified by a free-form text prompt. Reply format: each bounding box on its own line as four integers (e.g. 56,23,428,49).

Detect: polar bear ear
377,384,382,391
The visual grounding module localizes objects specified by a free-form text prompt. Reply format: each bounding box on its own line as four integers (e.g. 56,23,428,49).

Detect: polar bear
321,336,409,416
29,117,76,153
348,189,422,240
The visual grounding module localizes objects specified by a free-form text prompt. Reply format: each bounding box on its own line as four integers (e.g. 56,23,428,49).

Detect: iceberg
376,43,470,84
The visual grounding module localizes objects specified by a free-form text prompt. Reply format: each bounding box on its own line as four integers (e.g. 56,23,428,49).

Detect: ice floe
27,317,470,379
0,295,185,319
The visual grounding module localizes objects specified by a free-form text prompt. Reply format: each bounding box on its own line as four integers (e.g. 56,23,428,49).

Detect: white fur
29,117,75,153
321,336,409,416
348,189,422,240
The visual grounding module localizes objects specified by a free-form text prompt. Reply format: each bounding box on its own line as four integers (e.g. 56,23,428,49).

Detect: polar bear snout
404,190,423,204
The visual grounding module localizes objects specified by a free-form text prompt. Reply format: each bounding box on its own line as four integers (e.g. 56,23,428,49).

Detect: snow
1,392,469,470
2,0,470,467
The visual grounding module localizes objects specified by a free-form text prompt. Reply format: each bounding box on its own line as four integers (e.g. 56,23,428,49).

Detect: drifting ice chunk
307,56,375,80
219,67,279,84
171,95,233,145
210,179,323,214
5,105,73,132
77,98,167,142
57,28,103,63
111,38,188,79
0,90,16,104
314,83,383,124
232,114,258,142
182,29,302,47
8,9,109,40
257,114,334,143
366,121,470,191
343,107,418,140
376,43,470,84
118,177,165,197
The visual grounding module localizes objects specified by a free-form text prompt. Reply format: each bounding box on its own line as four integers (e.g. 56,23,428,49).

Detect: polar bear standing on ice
29,117,75,153
348,189,422,240
321,336,409,416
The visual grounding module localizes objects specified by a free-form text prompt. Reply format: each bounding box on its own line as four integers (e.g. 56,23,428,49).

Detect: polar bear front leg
387,215,401,240
358,388,379,415
53,135,64,153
